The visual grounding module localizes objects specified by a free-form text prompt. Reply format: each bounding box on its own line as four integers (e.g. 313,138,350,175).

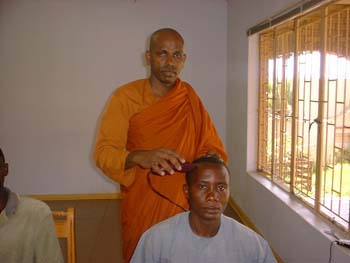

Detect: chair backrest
52,208,76,263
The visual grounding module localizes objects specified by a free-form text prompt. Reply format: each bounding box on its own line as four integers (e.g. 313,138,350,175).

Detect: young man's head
146,28,186,89
0,148,9,189
183,156,230,221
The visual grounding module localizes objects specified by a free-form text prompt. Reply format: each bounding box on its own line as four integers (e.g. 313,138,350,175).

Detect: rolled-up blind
247,0,331,35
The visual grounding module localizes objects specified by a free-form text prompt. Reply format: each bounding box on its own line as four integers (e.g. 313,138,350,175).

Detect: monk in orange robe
94,28,227,263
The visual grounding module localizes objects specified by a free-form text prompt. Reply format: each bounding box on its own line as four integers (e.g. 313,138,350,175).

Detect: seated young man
0,147,63,263
131,155,277,263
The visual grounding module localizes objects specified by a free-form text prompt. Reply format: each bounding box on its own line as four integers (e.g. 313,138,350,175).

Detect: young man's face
184,162,230,221
146,31,186,88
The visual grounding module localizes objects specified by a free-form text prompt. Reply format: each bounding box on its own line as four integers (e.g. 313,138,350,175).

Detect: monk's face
184,162,230,222
146,31,186,89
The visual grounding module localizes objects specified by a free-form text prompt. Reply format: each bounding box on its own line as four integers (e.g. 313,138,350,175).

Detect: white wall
0,0,227,194
227,0,350,262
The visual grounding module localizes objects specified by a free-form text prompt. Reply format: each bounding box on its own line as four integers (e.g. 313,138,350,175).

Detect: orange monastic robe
94,79,227,263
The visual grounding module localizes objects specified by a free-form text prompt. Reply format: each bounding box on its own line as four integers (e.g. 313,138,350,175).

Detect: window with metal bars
258,1,350,232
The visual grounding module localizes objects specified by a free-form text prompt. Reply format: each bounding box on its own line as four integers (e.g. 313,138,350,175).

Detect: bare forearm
125,151,144,170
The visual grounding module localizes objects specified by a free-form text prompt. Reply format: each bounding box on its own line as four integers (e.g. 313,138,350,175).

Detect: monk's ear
183,184,189,199
145,51,151,66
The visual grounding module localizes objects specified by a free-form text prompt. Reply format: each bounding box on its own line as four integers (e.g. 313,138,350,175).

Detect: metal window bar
258,32,274,175
300,11,319,199
294,12,321,199
318,6,350,229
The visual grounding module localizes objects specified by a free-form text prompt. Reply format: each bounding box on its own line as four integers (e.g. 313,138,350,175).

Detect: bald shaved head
149,28,184,52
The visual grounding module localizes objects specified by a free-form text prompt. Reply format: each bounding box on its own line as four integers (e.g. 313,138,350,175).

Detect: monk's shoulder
114,79,147,98
181,80,194,91
181,81,200,100
113,79,148,102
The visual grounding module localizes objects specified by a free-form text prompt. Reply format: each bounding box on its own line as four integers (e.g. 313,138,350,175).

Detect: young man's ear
183,184,189,199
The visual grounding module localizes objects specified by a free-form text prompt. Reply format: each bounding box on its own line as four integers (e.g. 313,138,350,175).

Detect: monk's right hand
125,148,185,176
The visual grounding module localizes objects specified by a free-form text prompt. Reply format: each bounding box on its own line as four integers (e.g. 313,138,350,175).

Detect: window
258,1,350,231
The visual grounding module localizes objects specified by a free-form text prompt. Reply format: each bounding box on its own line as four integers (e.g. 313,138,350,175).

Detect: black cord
328,240,337,263
146,170,188,212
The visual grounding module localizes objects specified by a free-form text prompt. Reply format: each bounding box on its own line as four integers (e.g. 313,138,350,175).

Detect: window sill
246,171,350,257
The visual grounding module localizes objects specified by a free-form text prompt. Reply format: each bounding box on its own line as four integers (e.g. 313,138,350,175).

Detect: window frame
257,1,350,232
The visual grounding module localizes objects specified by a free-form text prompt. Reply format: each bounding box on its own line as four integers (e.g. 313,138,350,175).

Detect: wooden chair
52,208,76,263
